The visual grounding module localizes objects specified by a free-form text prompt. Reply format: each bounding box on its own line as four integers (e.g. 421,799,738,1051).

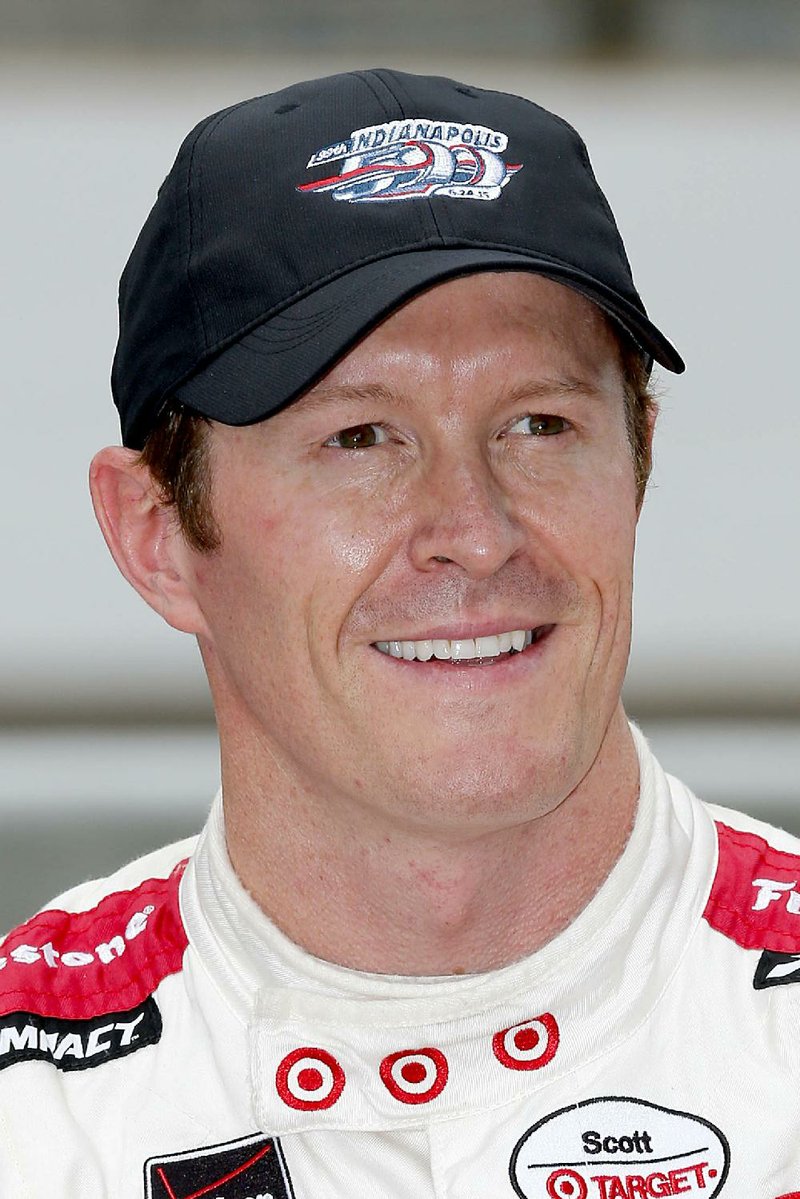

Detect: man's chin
355,739,588,837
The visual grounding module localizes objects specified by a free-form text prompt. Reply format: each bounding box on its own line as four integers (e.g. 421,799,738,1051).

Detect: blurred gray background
2,0,798,932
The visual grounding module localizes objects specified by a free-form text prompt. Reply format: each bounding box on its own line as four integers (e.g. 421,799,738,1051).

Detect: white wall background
3,52,799,716
1,50,798,925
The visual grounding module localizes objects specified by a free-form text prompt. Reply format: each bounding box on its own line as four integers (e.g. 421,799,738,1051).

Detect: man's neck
221,707,640,976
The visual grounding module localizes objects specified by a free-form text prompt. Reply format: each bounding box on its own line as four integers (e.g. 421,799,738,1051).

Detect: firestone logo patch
297,117,522,203
0,904,155,974
509,1097,730,1199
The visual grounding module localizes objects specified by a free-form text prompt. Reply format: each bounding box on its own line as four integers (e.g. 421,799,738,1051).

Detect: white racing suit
1,727,799,1198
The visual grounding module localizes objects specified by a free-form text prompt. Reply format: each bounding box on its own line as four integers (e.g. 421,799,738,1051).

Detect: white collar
181,726,717,1132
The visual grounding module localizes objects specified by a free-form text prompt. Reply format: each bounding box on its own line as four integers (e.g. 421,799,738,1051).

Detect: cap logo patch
298,118,522,204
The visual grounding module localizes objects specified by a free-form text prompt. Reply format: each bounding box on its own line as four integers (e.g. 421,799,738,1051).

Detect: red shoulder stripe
0,861,189,1020
704,823,800,953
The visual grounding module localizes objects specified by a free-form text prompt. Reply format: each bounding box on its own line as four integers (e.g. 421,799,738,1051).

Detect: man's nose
407,450,526,579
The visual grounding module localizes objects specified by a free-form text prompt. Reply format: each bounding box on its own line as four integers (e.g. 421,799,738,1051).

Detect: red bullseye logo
492,1013,560,1071
275,1047,345,1111
379,1047,449,1104
546,1168,588,1199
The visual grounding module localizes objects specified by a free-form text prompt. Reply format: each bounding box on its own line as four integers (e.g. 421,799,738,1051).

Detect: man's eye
506,414,570,437
324,424,388,449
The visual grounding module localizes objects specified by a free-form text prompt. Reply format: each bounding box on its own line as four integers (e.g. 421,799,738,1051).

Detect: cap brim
174,248,684,429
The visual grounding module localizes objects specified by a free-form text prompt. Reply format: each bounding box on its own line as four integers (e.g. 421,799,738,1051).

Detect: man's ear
89,446,210,636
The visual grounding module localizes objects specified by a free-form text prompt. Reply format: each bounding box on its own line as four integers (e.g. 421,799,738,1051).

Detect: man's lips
371,625,555,664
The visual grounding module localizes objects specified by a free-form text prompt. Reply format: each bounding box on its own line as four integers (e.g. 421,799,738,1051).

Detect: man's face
186,273,644,836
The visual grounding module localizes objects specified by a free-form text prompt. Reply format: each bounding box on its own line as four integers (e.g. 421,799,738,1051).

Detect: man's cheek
321,521,385,575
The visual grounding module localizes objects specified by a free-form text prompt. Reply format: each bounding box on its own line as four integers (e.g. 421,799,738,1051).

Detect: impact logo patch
509,1097,730,1198
145,1133,294,1199
754,949,800,990
0,997,161,1072
298,117,522,204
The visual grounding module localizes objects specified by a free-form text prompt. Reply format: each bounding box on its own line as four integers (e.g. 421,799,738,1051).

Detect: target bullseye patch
379,1046,449,1104
275,1046,345,1111
492,1013,560,1071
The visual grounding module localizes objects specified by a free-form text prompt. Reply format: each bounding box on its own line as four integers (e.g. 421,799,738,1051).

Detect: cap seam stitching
547,117,634,276
351,69,398,122
184,125,217,347
371,69,450,246
185,101,255,350
342,71,446,246
462,86,633,276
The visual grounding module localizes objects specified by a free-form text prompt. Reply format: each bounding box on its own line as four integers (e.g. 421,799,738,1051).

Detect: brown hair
620,340,659,509
138,403,221,553
138,338,657,554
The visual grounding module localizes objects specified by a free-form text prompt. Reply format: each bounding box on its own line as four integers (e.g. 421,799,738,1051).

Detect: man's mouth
372,626,554,665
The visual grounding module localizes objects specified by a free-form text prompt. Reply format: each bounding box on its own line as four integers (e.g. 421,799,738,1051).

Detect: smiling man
2,68,800,1196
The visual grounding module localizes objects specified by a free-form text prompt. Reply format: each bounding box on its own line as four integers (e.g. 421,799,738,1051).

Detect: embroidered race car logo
144,1133,295,1199
297,117,522,203
754,949,800,990
509,1096,730,1198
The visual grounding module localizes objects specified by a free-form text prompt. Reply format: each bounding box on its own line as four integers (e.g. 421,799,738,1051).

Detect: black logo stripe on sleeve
754,949,800,990
0,996,161,1071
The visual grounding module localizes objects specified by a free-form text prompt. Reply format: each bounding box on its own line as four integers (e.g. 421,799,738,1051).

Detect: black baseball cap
112,67,684,449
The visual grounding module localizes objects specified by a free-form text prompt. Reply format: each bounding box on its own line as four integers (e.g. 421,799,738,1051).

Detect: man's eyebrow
293,382,401,413
504,376,607,403
295,376,605,416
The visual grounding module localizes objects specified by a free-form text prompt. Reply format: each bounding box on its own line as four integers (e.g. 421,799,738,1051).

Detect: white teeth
374,628,539,662
475,634,501,658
